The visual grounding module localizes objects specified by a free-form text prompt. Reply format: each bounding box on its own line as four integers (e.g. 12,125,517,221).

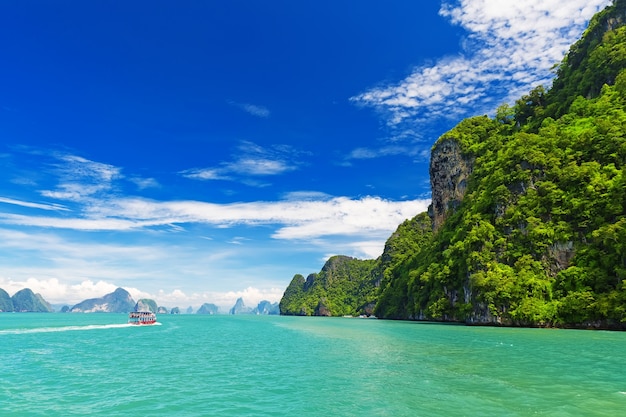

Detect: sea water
1,314,625,416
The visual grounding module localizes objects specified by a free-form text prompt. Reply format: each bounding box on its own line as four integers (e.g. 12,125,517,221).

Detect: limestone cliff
428,137,474,232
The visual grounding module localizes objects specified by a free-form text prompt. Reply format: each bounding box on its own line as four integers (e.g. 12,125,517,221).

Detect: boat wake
128,321,162,327
0,323,134,335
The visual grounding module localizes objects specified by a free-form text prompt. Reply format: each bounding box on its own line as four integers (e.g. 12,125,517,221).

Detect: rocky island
0,287,53,312
280,0,626,329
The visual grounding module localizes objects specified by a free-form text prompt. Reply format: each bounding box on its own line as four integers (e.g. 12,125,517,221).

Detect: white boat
128,311,157,325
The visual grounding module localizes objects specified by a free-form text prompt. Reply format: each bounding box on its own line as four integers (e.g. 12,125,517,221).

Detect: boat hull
129,320,156,325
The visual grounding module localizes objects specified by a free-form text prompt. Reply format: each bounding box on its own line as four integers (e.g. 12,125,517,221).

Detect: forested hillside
279,213,433,317
279,255,378,316
375,0,626,328
281,0,626,328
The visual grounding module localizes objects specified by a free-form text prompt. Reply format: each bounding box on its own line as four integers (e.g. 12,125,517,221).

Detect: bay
1,313,625,416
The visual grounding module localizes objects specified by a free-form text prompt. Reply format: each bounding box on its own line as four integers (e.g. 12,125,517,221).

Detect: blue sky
0,0,610,310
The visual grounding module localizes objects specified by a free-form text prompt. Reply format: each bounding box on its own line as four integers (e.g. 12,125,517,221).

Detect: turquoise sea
1,314,625,416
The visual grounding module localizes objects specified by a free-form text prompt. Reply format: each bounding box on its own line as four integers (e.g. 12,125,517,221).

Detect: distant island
1,286,278,315
0,287,53,312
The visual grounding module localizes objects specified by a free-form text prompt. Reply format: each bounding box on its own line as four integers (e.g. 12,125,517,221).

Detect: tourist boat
128,311,157,325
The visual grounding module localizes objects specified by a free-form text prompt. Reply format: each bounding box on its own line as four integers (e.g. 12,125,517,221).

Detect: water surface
1,314,624,416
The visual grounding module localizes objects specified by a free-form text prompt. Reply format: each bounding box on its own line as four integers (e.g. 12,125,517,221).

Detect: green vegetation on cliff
280,214,432,317
375,0,626,328
378,80,626,326
279,255,377,316
280,1,626,328
374,212,433,319
521,0,626,128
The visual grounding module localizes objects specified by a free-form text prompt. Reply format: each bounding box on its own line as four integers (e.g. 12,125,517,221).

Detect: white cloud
229,101,271,118
129,176,160,190
180,140,300,184
322,239,394,260
40,153,123,201
346,144,430,162
0,196,69,211
180,168,231,181
57,154,121,182
0,276,120,305
0,195,431,241
0,192,429,307
351,0,611,126
1,149,431,308
281,191,332,201
207,287,284,309
228,157,292,176
0,213,142,231
139,286,285,311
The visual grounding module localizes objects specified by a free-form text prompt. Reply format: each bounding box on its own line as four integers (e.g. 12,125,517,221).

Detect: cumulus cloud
351,0,611,126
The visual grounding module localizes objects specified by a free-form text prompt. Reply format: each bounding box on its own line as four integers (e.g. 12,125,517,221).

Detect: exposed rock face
0,288,14,312
70,287,135,313
303,273,316,291
157,306,169,314
361,302,376,316
135,298,158,313
11,288,53,312
197,303,218,315
170,307,181,314
546,241,576,275
428,138,474,231
314,298,331,316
